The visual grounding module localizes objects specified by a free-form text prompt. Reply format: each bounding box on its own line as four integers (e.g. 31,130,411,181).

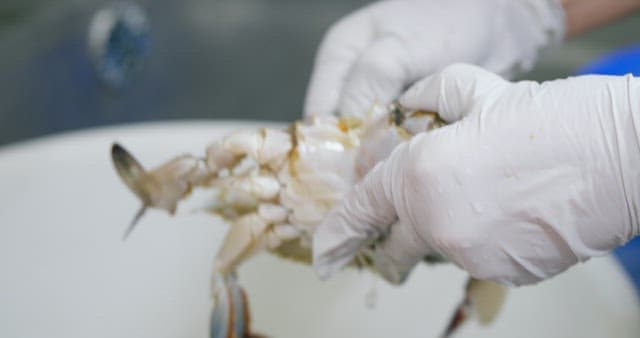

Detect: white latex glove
313,63,640,286
304,0,565,118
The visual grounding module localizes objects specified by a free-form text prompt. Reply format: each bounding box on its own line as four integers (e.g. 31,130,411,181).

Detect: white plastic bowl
1,121,638,338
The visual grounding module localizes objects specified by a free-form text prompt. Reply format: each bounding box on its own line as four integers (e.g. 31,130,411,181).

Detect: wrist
562,0,640,38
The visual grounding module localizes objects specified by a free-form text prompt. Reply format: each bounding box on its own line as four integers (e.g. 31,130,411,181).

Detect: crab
111,103,507,338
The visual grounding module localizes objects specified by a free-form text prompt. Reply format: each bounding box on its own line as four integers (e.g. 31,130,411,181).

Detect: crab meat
111,103,505,338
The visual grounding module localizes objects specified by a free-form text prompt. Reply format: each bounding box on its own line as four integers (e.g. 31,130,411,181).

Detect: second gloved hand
304,0,565,118
313,64,640,286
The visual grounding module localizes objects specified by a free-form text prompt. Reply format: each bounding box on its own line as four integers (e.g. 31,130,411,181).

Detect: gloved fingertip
314,262,333,281
370,219,430,285
313,253,353,281
312,217,368,280
303,90,340,119
365,247,407,285
398,74,440,112
313,241,363,281
399,63,509,123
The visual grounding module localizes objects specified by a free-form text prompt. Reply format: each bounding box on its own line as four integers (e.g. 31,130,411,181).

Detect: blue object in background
577,44,640,76
577,44,640,296
615,237,640,297
88,1,151,89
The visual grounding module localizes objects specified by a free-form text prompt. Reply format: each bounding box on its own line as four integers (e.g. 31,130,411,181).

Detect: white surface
0,121,638,338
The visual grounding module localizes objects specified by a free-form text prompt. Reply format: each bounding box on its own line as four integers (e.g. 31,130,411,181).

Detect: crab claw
210,273,256,338
111,143,208,239
111,144,153,205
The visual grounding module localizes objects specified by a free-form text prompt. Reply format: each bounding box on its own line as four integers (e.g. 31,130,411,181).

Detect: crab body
111,104,505,338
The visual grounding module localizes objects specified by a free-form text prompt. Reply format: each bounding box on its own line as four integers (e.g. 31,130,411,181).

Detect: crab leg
210,272,269,338
208,205,295,338
110,126,292,234
440,278,507,338
205,128,298,338
111,143,213,237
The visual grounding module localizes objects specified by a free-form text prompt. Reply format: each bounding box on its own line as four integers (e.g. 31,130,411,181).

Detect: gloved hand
313,63,640,286
303,0,565,118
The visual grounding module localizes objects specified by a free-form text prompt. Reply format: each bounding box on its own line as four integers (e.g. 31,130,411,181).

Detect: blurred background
0,0,639,146
1,3,640,337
